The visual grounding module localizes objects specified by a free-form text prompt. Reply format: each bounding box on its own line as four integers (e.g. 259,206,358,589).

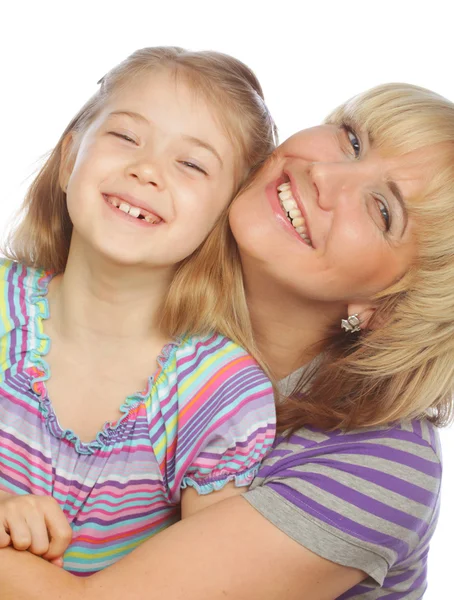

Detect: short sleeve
244,421,441,587
157,334,276,501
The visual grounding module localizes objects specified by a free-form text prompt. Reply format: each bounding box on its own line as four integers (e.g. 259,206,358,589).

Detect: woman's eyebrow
387,179,409,233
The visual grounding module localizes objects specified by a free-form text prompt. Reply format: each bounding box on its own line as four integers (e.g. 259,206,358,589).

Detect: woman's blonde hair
277,83,454,431
5,46,277,275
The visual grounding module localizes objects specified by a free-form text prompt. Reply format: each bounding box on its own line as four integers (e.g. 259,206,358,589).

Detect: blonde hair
277,83,454,432
5,46,277,275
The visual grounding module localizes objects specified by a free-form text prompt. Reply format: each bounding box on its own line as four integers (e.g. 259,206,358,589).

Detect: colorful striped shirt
245,419,441,598
0,259,276,575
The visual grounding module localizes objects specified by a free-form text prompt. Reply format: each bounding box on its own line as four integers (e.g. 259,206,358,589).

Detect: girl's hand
0,491,72,565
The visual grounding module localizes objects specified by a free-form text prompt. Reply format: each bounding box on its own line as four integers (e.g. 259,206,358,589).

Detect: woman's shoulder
0,258,51,337
252,418,441,484
245,418,441,592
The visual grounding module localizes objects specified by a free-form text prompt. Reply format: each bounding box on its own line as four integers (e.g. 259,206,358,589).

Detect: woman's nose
310,162,356,211
126,154,163,188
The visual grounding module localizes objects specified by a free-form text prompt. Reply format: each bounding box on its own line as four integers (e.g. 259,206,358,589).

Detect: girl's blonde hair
276,83,454,431
5,46,277,275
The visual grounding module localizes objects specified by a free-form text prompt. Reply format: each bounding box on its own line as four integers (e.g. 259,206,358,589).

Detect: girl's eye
344,126,361,159
376,196,391,231
180,161,207,175
109,131,137,144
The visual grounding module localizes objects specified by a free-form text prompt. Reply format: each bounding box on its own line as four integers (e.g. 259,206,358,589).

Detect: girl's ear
59,133,76,192
345,302,377,332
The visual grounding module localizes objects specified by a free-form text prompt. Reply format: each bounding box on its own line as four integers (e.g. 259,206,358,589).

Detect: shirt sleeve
159,334,276,501
243,421,441,586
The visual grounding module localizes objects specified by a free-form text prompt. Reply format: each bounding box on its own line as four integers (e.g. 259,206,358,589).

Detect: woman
1,82,452,599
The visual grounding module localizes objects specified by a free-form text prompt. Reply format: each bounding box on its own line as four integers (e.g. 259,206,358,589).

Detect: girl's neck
48,241,175,345
244,270,345,380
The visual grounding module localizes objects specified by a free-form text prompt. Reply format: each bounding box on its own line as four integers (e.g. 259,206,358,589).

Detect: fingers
43,507,72,561
0,521,12,548
0,494,71,562
49,556,65,568
6,513,33,551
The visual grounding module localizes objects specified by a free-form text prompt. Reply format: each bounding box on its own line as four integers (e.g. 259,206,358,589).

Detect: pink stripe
179,360,260,426
175,393,273,490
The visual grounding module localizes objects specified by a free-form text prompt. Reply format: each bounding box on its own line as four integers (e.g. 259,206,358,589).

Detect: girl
1,82,453,599
0,46,278,575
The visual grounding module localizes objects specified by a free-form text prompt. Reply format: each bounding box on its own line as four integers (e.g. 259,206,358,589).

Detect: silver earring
341,314,361,334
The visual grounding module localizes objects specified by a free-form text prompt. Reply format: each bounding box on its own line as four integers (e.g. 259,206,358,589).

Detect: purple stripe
0,471,36,493
176,335,228,376
178,369,270,453
0,429,52,464
271,469,427,531
71,506,169,528
297,426,436,451
259,442,440,481
412,420,422,439
304,460,437,507
337,584,373,599
268,480,409,559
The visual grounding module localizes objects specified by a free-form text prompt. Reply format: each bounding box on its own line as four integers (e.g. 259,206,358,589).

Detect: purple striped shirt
245,419,441,598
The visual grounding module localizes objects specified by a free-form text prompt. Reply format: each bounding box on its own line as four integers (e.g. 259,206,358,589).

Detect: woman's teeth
106,195,161,224
277,182,312,246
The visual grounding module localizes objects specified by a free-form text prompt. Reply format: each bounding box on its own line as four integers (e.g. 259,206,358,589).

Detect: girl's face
230,124,436,305
63,70,237,268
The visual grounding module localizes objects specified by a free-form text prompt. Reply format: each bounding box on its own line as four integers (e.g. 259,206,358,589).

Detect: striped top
0,259,276,575
245,419,441,598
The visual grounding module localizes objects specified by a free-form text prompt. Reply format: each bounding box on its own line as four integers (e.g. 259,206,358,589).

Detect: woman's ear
345,302,377,332
59,133,76,193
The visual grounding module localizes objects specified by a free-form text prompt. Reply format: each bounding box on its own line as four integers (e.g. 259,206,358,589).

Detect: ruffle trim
180,464,260,496
25,264,181,455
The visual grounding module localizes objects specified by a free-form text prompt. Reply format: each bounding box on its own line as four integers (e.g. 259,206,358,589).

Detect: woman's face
230,124,435,305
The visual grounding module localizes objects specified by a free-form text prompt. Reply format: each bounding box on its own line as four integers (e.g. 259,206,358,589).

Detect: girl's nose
126,155,163,188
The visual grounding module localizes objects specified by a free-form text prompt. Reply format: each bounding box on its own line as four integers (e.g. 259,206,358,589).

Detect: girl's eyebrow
108,109,149,123
181,135,223,168
107,110,223,168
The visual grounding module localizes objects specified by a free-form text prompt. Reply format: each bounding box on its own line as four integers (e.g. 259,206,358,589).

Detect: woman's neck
244,271,345,380
48,240,175,346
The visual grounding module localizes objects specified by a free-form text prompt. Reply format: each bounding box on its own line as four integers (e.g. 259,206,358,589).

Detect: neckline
27,266,179,455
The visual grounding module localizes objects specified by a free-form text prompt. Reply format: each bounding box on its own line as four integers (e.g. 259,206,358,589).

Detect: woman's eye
180,161,207,175
376,197,391,231
345,126,361,159
109,132,137,144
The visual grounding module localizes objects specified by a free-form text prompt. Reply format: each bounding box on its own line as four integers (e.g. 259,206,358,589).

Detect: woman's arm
0,496,364,600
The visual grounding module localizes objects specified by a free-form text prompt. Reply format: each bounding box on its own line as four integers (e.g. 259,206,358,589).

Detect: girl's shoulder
168,331,269,390
0,258,51,338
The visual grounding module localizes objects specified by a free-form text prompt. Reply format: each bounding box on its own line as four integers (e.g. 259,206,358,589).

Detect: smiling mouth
103,194,162,224
277,181,312,246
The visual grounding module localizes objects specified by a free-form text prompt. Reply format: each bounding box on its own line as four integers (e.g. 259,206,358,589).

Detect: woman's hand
0,492,72,566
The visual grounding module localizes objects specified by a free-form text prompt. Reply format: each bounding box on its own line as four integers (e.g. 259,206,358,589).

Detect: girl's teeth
129,206,141,218
106,195,162,224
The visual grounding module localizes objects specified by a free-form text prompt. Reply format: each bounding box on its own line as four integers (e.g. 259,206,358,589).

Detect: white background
0,1,452,597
